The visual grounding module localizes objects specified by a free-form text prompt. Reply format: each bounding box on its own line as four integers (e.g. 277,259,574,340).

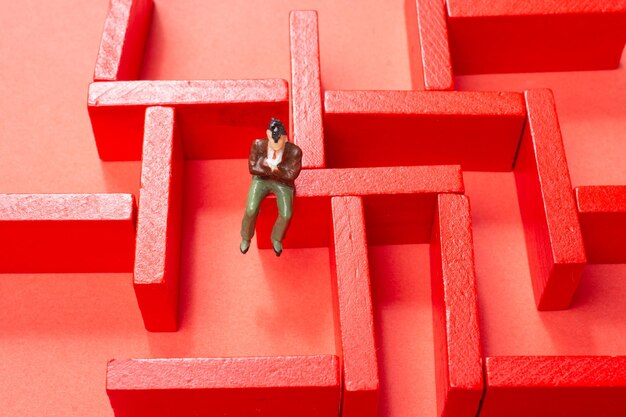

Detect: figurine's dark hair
268,118,287,142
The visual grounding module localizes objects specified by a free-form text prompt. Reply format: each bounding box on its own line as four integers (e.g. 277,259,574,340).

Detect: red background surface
1,0,625,416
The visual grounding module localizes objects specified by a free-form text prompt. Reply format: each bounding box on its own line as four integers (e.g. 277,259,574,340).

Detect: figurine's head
267,118,287,151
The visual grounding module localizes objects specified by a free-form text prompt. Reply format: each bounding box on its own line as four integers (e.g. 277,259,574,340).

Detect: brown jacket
248,139,303,188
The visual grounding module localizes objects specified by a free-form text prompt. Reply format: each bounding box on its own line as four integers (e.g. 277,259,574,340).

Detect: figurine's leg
241,177,270,243
271,183,294,246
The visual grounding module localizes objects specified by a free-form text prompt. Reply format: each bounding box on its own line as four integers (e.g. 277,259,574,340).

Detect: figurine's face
267,129,287,151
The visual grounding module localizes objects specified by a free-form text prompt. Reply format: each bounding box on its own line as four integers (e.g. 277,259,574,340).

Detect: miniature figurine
240,118,303,256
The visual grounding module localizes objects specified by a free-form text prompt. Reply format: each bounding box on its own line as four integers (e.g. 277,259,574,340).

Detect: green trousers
241,176,294,242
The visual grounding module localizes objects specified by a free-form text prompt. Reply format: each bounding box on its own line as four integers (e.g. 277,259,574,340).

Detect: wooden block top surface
325,90,525,117
447,0,626,17
107,356,340,390
0,194,135,221
296,165,464,197
486,356,626,387
89,79,289,106
576,186,626,213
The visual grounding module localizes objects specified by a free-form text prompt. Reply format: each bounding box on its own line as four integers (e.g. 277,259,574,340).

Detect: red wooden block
296,165,463,198
481,356,626,417
0,193,136,273
323,90,525,171
514,89,586,310
576,186,626,264
447,0,626,74
88,79,289,161
133,106,183,332
106,355,341,417
94,0,154,81
430,194,483,417
330,197,379,417
290,11,325,169
255,165,464,248
414,0,454,90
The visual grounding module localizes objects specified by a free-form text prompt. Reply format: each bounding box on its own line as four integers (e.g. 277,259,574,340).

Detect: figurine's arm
249,140,271,176
275,145,302,181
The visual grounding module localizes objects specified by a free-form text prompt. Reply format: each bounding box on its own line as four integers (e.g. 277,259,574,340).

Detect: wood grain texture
447,0,626,73
89,79,289,106
107,356,341,417
0,193,136,272
88,79,290,160
0,193,135,220
514,89,586,310
324,90,525,171
94,0,153,81
325,90,524,115
296,165,464,197
482,356,626,417
133,106,183,332
430,194,483,417
290,11,325,168
255,164,464,249
330,196,378,417
447,0,626,17
416,0,454,90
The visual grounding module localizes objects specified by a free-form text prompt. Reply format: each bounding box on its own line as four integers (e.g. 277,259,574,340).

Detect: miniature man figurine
240,118,302,256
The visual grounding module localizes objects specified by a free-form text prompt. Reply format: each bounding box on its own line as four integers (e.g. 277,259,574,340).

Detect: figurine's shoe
271,239,283,257
240,239,251,254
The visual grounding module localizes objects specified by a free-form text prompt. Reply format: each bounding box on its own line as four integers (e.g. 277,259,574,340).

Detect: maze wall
1,0,626,416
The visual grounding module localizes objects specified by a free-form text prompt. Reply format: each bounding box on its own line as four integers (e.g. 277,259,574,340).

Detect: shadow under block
576,186,626,264
88,79,289,161
481,356,626,417
290,10,325,169
323,90,525,171
447,0,626,74
0,193,136,272
330,196,379,417
430,194,483,417
133,106,183,332
106,356,341,417
514,89,586,311
94,0,154,81
255,165,464,249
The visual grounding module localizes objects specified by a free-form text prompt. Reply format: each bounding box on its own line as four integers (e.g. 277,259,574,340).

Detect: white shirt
266,142,284,169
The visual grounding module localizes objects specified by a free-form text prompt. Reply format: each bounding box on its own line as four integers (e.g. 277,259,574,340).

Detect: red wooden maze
1,0,626,416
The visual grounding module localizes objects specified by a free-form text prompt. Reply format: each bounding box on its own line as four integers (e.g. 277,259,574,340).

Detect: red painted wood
88,79,289,160
94,0,153,81
330,197,379,417
514,89,586,310
255,165,464,249
481,356,626,417
576,185,626,264
290,11,325,168
415,0,454,90
323,90,525,171
106,355,341,417
447,0,626,74
296,165,464,197
0,193,136,272
449,0,626,15
430,194,483,417
133,106,183,332
7,1,626,416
